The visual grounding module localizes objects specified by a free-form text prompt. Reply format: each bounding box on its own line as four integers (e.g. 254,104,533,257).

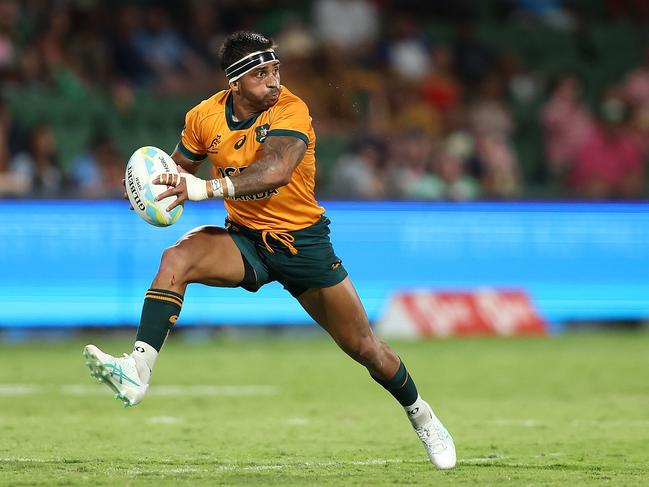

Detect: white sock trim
132,341,158,383
404,395,432,429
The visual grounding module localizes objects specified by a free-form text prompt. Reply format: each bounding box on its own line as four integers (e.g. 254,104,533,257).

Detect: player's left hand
153,173,188,212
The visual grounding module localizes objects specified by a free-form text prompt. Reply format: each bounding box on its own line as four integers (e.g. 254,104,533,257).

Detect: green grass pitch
0,331,647,485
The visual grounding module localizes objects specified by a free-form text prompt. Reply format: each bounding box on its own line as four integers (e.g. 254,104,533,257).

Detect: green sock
372,361,419,407
135,288,183,351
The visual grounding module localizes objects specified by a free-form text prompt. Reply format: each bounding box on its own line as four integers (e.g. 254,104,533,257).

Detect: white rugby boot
413,401,456,469
83,344,148,407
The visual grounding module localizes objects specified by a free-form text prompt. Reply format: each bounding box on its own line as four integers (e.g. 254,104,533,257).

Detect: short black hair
219,31,275,71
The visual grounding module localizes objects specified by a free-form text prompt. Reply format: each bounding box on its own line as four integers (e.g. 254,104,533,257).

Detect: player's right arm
151,106,217,210
170,147,203,175
171,105,210,176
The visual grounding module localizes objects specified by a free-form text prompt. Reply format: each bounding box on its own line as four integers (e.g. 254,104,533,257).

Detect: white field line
492,419,541,427
569,419,649,426
0,384,278,397
461,454,508,463
127,459,429,476
496,418,649,427
284,417,310,425
3,454,555,472
146,416,182,425
0,384,42,395
150,385,278,397
131,457,512,475
0,457,50,463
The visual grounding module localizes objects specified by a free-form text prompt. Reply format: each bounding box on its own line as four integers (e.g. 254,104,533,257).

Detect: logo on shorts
234,135,247,150
330,260,342,270
169,315,178,325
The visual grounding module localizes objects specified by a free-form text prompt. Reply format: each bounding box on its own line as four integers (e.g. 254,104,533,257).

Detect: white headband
225,49,279,82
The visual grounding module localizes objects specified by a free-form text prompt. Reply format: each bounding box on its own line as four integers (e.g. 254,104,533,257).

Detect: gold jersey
179,86,324,232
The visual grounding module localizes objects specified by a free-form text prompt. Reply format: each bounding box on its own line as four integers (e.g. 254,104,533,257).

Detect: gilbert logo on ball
125,146,184,227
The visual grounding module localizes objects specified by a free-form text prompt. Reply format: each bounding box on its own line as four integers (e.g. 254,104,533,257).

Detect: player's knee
156,245,192,283
346,335,381,368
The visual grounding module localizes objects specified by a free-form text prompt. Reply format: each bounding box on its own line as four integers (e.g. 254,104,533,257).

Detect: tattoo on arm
230,136,306,196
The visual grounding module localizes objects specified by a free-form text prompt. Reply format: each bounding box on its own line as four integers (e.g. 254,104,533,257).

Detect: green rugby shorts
226,215,348,297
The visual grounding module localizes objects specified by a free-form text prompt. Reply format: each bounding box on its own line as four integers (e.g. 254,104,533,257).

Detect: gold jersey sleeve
180,104,209,160
178,87,324,232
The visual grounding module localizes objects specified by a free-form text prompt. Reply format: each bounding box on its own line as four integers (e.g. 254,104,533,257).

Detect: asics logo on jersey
207,135,222,153
234,135,247,150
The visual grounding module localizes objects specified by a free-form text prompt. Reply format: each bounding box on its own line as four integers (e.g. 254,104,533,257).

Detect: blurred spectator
109,80,137,116
69,134,124,199
540,74,595,178
0,0,18,71
497,51,541,106
38,7,87,97
620,44,649,151
386,14,431,81
0,99,28,196
406,146,480,201
9,124,64,196
390,80,443,139
327,137,386,199
467,73,521,198
621,45,649,110
420,45,462,114
386,129,435,198
313,0,379,55
568,95,646,199
132,6,211,94
274,17,319,103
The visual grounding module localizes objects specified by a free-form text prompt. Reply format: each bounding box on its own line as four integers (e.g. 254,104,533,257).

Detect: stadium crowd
0,0,648,200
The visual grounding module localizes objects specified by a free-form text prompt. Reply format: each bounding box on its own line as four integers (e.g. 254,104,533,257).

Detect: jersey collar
225,92,262,131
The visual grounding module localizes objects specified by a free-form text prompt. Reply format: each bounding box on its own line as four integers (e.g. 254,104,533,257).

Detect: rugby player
83,31,455,469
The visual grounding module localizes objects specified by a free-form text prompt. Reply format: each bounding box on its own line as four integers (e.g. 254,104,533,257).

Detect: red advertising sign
376,289,547,338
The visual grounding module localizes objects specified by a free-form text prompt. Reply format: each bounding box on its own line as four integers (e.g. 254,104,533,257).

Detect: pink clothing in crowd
541,89,595,175
569,125,645,198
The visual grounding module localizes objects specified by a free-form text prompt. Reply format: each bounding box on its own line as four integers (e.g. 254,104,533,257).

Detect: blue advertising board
1,201,647,330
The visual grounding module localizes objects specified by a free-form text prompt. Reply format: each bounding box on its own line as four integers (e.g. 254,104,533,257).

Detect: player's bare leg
84,226,245,406
151,225,246,293
297,277,456,469
297,277,399,379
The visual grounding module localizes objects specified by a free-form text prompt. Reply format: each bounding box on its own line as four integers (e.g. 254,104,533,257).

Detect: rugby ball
125,146,184,227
